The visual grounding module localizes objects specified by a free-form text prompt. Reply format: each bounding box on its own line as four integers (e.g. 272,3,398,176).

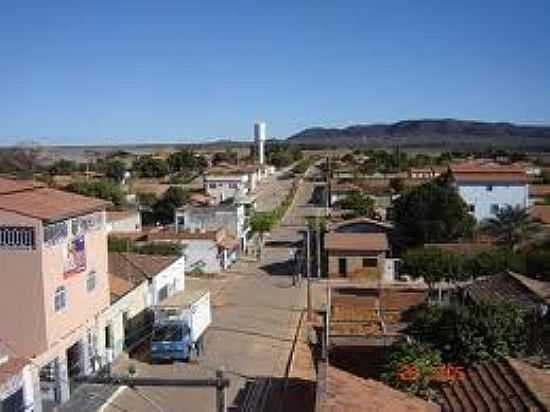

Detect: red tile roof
108,252,180,284
0,187,109,222
529,185,550,197
531,205,550,224
438,358,546,412
0,177,43,194
320,365,439,412
325,232,389,251
108,273,136,303
451,164,529,183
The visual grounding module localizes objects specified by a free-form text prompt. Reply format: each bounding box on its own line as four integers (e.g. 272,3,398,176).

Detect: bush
66,179,126,209
133,242,182,256
381,341,442,400
407,302,529,364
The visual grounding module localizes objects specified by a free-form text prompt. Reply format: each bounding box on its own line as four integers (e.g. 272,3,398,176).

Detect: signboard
64,236,86,278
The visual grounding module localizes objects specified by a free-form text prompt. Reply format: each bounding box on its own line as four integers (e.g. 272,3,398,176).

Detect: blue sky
1,0,549,145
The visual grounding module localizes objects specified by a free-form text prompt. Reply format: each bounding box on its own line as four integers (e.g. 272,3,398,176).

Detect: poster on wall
64,235,86,278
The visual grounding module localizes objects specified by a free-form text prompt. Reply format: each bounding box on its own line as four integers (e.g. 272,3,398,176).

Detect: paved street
75,167,319,412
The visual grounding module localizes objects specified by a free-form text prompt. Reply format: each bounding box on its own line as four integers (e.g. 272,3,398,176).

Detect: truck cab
151,320,192,361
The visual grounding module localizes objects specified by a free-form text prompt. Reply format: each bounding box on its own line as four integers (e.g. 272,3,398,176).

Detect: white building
0,349,40,412
451,165,529,222
106,210,142,233
203,172,249,203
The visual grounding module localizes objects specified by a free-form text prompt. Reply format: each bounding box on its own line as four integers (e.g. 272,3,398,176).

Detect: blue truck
150,289,211,362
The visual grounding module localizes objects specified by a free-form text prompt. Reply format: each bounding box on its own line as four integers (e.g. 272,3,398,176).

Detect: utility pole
316,214,321,279
306,227,313,321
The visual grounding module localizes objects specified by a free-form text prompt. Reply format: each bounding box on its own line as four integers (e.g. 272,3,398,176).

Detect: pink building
0,178,110,409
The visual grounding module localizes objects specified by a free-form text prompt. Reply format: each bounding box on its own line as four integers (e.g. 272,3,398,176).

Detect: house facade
451,165,529,222
106,210,142,233
0,178,111,408
203,172,249,202
175,204,248,252
325,232,392,281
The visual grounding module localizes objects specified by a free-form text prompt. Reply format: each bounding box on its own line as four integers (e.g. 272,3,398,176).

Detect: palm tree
480,205,541,252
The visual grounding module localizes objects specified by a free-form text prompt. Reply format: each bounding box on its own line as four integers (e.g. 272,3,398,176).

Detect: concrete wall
458,183,529,222
327,251,386,280
97,281,148,362
150,255,185,305
177,205,246,240
182,240,222,274
41,213,110,351
0,210,47,358
108,213,141,233
204,175,248,202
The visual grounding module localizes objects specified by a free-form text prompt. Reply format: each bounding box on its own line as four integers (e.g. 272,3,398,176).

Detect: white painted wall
458,183,529,222
150,256,185,306
182,240,222,274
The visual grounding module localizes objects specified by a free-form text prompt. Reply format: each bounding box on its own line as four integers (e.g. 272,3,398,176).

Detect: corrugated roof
463,272,545,310
325,232,389,251
438,358,545,412
0,187,109,222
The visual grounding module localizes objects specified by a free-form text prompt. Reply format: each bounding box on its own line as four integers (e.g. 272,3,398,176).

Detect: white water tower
254,122,266,165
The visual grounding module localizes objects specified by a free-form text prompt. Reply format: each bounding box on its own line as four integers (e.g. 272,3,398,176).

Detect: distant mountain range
287,119,550,148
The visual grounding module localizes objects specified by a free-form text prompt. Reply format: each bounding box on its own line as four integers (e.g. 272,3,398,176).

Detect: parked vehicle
150,289,211,362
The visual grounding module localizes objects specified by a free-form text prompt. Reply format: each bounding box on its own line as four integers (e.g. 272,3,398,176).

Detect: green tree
338,191,375,218
167,150,206,173
249,212,276,261
132,156,170,178
153,186,189,224
381,340,442,400
48,159,78,175
105,159,126,181
393,175,475,247
401,247,465,301
66,180,126,209
480,205,541,252
389,177,405,194
407,302,529,364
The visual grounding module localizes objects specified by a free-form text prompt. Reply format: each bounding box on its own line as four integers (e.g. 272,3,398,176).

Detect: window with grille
0,226,35,250
54,286,67,311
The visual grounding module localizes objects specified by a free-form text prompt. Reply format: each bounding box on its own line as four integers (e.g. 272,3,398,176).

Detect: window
158,285,169,302
362,258,377,268
486,185,493,192
490,204,500,214
0,226,35,250
86,270,96,292
209,183,216,189
468,204,475,213
54,286,67,311
338,258,347,276
229,183,239,189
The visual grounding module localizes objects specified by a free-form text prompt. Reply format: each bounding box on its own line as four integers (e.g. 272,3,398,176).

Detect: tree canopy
338,191,375,218
132,156,170,178
393,175,475,247
66,180,126,209
480,205,541,252
104,159,127,181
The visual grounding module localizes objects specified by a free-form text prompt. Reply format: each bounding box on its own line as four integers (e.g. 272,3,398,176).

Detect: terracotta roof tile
0,177,43,194
325,232,389,251
530,185,550,197
108,273,136,303
531,205,550,225
108,252,180,284
0,187,109,222
321,365,439,412
438,358,545,412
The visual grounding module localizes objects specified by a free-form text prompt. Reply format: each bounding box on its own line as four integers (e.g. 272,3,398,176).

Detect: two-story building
175,203,248,252
451,164,529,222
0,178,110,408
203,170,250,203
